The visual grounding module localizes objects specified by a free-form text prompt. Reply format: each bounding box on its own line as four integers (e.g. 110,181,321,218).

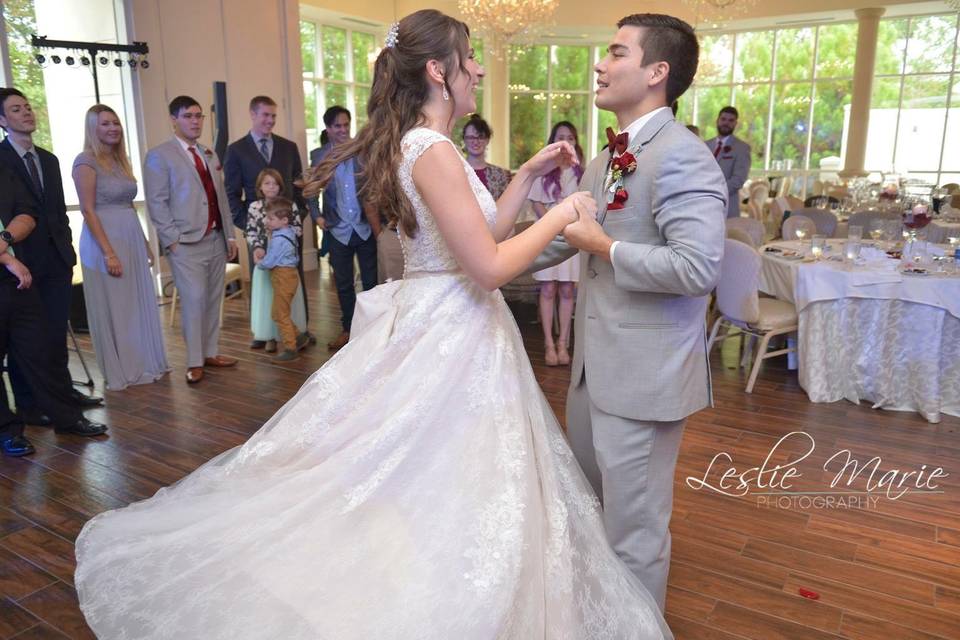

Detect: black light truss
31,35,150,103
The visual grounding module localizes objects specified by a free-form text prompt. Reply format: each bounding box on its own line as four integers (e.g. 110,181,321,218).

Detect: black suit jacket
0,163,39,286
223,133,304,229
0,138,76,272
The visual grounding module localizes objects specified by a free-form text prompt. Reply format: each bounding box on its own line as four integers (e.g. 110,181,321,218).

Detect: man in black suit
0,163,108,456
0,88,103,426
224,95,314,342
223,95,305,230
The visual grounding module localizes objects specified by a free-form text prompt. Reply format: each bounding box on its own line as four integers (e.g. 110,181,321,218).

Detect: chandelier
681,0,759,26
457,0,559,58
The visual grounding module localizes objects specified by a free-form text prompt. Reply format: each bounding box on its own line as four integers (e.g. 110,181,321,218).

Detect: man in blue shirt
308,107,377,351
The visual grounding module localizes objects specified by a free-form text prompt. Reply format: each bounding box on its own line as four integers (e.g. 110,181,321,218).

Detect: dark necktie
23,151,42,194
714,140,723,158
259,138,270,162
605,127,629,155
188,147,223,235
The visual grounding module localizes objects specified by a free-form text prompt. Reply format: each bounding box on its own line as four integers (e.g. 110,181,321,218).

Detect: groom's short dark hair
617,14,699,105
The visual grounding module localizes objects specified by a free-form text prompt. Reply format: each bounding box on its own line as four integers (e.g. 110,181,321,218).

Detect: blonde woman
72,105,169,390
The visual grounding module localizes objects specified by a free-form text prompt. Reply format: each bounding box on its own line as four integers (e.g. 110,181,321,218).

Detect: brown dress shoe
204,355,238,367
186,367,204,384
327,331,350,351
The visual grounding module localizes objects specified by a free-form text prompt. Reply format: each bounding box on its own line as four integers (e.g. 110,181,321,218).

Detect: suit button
588,268,598,278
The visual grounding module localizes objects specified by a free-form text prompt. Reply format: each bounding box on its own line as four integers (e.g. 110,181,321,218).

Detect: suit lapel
597,110,675,226
171,138,205,189
245,134,268,168
0,139,43,203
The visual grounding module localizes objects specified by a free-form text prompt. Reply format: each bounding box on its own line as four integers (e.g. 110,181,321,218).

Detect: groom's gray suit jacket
534,109,727,421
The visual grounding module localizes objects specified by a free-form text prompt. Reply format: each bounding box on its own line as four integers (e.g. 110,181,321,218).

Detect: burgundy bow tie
605,127,629,155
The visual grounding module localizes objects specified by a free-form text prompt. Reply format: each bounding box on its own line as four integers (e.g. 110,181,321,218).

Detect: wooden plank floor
1,264,958,639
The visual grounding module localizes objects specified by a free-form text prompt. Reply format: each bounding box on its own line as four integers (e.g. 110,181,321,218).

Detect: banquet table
760,240,960,423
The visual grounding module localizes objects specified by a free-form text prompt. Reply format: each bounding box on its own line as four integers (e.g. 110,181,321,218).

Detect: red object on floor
798,588,820,600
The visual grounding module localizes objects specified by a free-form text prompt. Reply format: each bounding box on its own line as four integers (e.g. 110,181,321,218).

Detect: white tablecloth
760,241,960,422
927,220,960,244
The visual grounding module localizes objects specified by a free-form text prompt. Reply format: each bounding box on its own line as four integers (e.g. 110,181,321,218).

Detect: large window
867,13,960,186
300,20,377,152
688,22,858,172
508,44,596,169
1,0,140,205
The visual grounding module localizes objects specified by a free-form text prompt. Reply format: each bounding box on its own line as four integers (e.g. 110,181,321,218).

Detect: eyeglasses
180,113,206,121
463,135,488,142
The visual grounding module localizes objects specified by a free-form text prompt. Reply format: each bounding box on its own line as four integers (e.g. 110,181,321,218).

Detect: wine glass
868,220,884,243
794,227,808,243
901,198,932,244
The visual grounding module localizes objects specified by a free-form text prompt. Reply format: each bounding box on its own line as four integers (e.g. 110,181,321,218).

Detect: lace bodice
397,128,498,275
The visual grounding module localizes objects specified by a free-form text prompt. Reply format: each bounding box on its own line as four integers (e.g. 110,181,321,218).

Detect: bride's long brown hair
299,10,471,238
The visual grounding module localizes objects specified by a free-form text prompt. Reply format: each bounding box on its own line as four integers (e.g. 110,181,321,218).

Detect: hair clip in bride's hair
385,22,400,49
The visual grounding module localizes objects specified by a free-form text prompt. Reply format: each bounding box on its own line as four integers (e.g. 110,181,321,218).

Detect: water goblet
848,224,863,240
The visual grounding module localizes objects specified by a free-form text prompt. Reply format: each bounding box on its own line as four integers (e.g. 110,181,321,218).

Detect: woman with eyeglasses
461,114,510,200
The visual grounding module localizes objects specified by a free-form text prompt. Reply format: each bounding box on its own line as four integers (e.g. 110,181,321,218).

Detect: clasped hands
553,191,613,260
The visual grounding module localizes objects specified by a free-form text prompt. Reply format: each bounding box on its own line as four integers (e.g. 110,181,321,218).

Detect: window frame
300,18,377,151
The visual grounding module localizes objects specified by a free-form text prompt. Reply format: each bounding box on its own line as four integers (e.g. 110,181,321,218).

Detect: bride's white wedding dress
75,128,672,639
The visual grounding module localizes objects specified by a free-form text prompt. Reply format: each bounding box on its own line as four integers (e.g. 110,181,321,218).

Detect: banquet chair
941,183,959,194
768,197,790,238
726,226,756,248
826,185,850,200
777,176,794,198
707,239,798,393
804,195,839,208
793,207,838,236
746,182,768,221
726,217,765,247
781,215,816,241
786,195,804,211
846,210,900,230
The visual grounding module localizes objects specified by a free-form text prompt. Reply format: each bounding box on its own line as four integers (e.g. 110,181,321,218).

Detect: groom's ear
647,61,670,90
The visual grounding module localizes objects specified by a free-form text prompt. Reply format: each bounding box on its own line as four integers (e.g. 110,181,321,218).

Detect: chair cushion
752,298,798,331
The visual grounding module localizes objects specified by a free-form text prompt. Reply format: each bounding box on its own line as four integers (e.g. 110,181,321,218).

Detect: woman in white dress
529,121,584,366
74,9,672,639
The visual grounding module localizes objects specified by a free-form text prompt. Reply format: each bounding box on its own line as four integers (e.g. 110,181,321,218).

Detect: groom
534,14,726,610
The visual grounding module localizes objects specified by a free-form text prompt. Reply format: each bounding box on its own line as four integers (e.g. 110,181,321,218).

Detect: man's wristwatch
0,230,13,244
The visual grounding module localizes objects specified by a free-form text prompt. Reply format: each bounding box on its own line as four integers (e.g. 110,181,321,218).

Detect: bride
75,9,672,639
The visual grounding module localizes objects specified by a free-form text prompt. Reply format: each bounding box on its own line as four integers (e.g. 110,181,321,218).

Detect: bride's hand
521,141,578,178
549,191,596,226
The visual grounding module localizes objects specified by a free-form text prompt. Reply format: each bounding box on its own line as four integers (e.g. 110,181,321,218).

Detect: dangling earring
442,84,449,101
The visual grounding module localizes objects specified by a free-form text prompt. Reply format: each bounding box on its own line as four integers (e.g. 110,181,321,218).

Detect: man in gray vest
533,13,726,611
705,105,751,218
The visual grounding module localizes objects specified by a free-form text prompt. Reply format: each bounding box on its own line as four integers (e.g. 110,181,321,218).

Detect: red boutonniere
723,145,732,154
203,148,223,171
605,149,638,210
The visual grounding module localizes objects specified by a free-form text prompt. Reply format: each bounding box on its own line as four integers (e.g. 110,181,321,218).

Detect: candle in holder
795,228,807,241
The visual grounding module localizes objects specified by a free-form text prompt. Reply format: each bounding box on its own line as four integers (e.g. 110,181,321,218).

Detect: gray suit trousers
566,375,686,612
168,231,226,368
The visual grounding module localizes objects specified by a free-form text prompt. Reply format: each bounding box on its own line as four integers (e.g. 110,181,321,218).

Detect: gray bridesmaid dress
75,152,170,390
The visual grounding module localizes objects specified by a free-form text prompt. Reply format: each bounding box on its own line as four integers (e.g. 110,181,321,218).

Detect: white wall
125,0,306,156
